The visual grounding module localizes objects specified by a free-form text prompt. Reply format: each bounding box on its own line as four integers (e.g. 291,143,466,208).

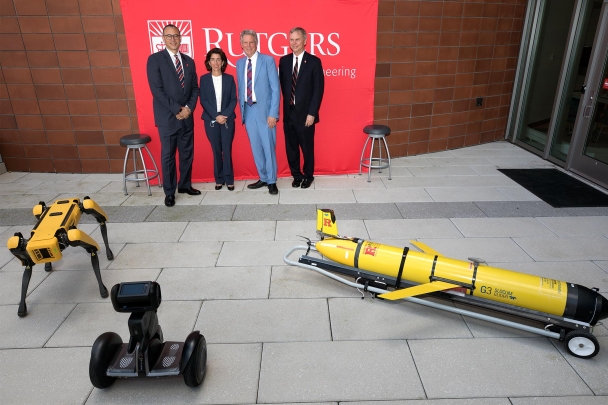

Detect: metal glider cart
284,209,607,359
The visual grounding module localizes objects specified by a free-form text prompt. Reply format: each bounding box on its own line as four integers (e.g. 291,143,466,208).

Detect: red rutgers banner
120,0,378,181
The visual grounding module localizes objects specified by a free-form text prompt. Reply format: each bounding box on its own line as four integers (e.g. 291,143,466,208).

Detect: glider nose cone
598,294,608,322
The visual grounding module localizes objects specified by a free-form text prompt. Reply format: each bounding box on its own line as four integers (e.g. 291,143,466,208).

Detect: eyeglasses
163,34,181,40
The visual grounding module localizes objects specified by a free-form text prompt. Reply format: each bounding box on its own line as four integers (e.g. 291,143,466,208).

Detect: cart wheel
89,332,123,389
564,330,599,359
183,334,207,387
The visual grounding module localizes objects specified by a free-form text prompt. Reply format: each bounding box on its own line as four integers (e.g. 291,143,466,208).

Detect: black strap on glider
395,247,409,288
353,239,364,268
429,255,438,281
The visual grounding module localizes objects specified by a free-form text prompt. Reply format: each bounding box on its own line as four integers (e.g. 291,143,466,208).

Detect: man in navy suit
279,27,324,189
147,24,200,207
236,29,281,195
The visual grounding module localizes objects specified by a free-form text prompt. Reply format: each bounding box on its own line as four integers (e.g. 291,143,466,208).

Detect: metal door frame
567,0,608,188
506,0,589,161
504,0,540,142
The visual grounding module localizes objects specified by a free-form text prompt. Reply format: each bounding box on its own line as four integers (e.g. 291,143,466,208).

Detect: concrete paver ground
0,141,606,404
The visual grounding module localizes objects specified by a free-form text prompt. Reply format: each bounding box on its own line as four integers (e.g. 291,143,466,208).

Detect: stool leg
144,145,162,188
382,136,392,180
138,147,152,196
132,148,140,187
122,148,130,195
367,137,375,182
378,138,383,174
359,136,371,176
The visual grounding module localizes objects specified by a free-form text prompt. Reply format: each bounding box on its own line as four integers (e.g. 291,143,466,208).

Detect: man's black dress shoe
178,187,201,195
268,183,278,195
247,180,267,189
292,178,302,188
164,194,175,207
215,184,223,190
301,178,313,189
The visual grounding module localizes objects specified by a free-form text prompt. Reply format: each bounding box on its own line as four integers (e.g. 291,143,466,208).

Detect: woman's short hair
205,48,228,72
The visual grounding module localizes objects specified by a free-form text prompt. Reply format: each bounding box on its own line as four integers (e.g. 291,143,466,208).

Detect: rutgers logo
363,245,377,256
323,218,333,227
148,20,193,58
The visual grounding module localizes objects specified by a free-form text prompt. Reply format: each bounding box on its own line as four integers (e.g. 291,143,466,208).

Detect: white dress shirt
291,51,305,104
167,49,191,110
212,75,222,112
168,49,183,70
243,51,258,102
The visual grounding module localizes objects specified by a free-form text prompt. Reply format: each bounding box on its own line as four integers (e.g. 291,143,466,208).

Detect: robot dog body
7,197,114,317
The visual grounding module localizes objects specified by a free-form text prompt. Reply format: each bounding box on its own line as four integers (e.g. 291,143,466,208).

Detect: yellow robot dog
7,197,114,317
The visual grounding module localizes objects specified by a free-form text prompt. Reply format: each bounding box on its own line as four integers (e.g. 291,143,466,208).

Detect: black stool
359,125,392,182
120,134,162,196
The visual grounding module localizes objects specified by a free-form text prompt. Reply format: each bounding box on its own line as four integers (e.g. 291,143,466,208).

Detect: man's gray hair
240,29,258,44
290,27,306,38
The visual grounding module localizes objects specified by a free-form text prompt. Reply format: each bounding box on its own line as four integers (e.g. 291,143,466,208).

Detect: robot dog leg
7,232,35,317
66,229,109,298
80,197,114,261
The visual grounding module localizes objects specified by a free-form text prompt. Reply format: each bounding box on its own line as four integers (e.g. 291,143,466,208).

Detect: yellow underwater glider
284,208,608,359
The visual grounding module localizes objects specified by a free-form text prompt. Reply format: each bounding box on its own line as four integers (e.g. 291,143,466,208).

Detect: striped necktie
174,54,185,89
247,58,253,106
290,56,298,105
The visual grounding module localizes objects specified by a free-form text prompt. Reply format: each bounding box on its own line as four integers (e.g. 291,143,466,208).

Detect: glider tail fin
316,209,339,238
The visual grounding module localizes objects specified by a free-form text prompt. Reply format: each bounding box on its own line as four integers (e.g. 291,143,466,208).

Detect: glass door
514,0,578,152
568,1,608,188
507,0,608,188
548,0,604,161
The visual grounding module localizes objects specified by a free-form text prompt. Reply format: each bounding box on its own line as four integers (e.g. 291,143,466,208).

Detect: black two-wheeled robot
89,281,207,388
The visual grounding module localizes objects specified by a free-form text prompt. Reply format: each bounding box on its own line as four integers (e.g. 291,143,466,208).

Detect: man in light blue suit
236,29,281,195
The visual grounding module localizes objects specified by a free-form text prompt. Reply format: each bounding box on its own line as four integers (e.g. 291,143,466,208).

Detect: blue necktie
247,58,253,106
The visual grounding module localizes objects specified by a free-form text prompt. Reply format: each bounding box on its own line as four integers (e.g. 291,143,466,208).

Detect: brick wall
0,0,527,173
0,0,136,173
374,0,526,156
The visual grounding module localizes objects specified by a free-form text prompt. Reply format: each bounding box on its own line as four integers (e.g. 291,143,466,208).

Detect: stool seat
363,125,391,136
359,125,392,182
120,133,161,196
120,134,152,146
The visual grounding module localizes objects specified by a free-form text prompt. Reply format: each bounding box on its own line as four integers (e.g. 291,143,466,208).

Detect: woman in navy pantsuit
200,48,237,190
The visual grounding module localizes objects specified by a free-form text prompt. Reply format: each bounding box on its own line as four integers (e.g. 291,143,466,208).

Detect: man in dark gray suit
279,27,324,189
147,24,200,207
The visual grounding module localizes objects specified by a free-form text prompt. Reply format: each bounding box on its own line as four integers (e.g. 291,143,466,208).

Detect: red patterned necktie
290,56,298,105
174,54,185,89
247,58,253,106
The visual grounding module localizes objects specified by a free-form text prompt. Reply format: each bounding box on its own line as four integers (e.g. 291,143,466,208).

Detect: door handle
583,106,592,118
582,89,595,118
